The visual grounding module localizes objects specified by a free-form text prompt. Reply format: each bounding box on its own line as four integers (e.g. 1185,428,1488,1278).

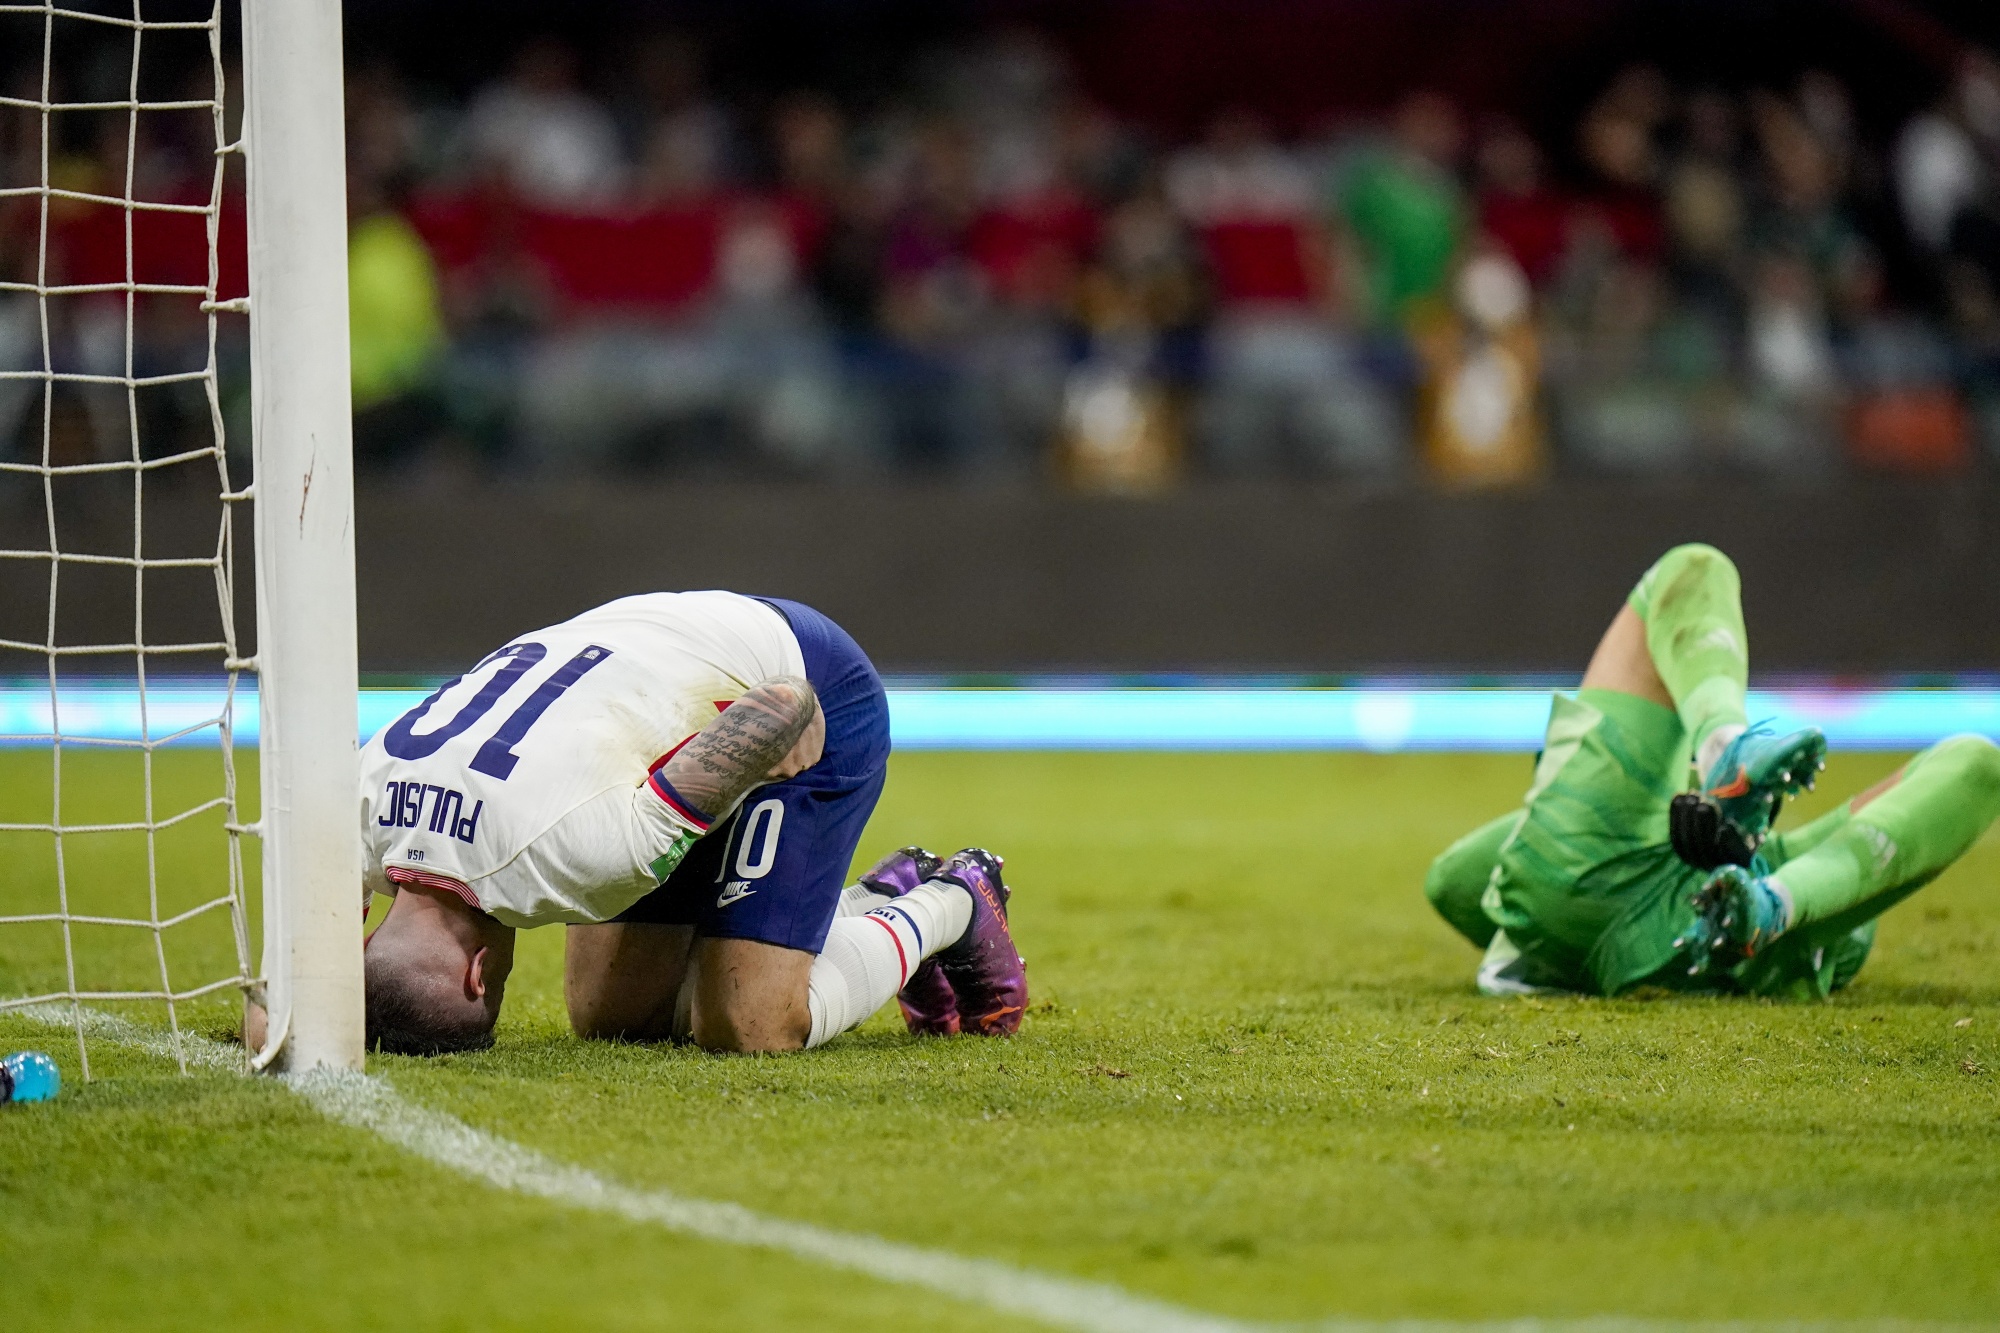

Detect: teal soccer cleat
1669,725,1828,869
1702,725,1828,838
1675,864,1793,977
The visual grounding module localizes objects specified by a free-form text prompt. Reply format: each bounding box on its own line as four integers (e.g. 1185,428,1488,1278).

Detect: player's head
363,882,515,1055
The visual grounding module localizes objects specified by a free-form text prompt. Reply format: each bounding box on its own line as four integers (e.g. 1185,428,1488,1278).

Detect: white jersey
360,591,806,927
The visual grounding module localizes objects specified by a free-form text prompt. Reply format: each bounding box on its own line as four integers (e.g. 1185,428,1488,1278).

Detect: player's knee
1657,542,1734,574
1421,859,1455,913
689,986,810,1054
1650,543,1738,599
689,1005,809,1055
1934,733,2000,799
687,938,816,1053
1422,859,1499,949
1419,862,1460,931
564,969,682,1042
564,971,615,1040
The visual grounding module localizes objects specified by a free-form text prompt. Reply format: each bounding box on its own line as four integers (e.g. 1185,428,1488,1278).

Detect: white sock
1696,723,1746,782
836,882,889,917
805,882,971,1048
1765,875,1797,931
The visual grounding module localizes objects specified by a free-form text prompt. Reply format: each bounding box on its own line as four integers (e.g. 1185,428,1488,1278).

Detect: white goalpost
0,0,362,1077
241,0,363,1074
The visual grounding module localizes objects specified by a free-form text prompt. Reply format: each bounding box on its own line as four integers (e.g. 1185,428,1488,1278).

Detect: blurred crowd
11,26,2000,487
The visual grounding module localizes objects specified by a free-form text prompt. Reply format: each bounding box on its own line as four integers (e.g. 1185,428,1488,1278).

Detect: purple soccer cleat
933,848,1027,1037
858,847,961,1037
858,845,942,897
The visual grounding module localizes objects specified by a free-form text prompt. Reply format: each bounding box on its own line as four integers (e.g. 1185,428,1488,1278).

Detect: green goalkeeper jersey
1425,689,1876,998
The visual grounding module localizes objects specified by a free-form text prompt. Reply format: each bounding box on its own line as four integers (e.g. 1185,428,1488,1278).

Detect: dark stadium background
6,0,2000,676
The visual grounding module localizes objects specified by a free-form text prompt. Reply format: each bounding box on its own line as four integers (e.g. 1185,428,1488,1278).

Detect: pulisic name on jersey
377,778,484,844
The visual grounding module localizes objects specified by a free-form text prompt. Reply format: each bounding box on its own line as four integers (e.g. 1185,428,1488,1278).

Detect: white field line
12,1003,1234,1333
6,1003,1992,1333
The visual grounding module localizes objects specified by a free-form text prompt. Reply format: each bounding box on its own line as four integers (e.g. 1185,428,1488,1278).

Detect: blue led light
1,682,1994,751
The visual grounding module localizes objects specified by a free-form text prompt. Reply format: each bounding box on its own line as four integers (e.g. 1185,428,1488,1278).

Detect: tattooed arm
658,676,823,820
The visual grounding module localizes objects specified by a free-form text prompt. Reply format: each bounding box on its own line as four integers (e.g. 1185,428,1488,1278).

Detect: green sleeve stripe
647,830,701,883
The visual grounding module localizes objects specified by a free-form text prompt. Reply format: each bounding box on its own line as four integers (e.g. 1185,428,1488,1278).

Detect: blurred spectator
618,32,736,191
1175,110,1403,474
1663,89,1746,329
871,120,997,471
1171,112,1323,304
1056,360,1180,494
0,63,40,459
1833,246,1972,472
25,17,2000,487
1575,66,1670,264
1744,252,1835,396
959,80,1100,479
1415,249,1546,485
1736,251,1839,471
1546,258,1673,471
1735,90,1863,472
624,35,735,210
349,63,419,197
771,92,846,260
1898,50,2000,438
1748,91,1854,273
1339,91,1469,324
1547,72,1681,472
348,205,445,419
347,69,447,465
348,203,448,464
1058,179,1203,491
1475,120,1569,289
1894,54,2000,255
463,38,626,205
1797,70,1864,205
708,197,850,471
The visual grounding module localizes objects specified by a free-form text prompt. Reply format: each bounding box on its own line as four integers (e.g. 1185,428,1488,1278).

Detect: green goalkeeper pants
1424,689,2000,998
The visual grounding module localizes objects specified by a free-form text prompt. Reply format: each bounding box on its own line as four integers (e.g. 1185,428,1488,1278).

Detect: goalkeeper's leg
1621,543,1750,775
1766,735,2000,935
1595,540,1819,780
1436,548,1734,994
1682,735,2000,980
1581,543,1745,758
1423,813,1514,949
1599,543,1823,864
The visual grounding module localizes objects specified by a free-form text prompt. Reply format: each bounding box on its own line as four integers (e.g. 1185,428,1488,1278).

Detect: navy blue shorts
610,598,890,955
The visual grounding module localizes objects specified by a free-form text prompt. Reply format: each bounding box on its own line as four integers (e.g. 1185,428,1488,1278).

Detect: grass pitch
3,747,1999,1330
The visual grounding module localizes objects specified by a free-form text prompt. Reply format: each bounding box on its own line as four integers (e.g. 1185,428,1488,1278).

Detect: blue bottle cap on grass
1,1051,60,1104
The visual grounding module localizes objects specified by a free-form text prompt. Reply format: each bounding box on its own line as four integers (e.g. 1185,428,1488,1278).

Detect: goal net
0,0,361,1078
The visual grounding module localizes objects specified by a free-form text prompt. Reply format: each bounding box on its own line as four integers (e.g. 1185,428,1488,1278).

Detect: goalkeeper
1424,543,2000,997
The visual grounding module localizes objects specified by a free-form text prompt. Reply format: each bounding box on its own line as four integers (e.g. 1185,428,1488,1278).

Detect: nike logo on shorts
716,880,756,908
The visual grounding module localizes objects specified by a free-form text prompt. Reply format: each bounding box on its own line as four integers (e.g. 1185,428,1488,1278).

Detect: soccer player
354,591,1026,1055
1423,544,2000,997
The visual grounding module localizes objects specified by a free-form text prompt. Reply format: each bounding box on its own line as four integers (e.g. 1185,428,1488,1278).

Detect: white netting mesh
0,0,252,1076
